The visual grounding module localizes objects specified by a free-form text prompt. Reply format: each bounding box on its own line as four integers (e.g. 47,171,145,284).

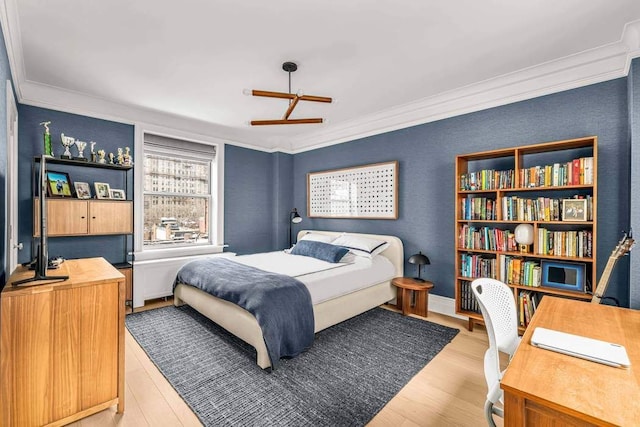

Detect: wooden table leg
414,289,428,317
402,289,412,315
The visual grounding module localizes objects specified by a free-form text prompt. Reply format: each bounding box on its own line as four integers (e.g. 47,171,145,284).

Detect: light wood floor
72,302,501,427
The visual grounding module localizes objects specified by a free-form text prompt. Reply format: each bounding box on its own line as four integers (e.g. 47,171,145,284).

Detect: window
142,134,217,249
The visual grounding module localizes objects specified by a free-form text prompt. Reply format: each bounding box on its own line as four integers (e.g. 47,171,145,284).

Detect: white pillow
298,233,335,244
331,234,389,259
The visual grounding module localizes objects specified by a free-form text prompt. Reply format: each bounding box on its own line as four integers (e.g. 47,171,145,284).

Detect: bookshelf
455,136,597,332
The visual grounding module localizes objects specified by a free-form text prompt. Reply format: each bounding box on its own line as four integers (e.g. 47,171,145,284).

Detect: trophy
75,140,88,161
90,141,97,162
60,133,75,159
97,149,106,164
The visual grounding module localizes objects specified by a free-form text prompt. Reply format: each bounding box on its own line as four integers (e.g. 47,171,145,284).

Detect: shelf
456,219,593,225
457,276,592,300
456,248,593,262
35,156,133,171
458,184,593,194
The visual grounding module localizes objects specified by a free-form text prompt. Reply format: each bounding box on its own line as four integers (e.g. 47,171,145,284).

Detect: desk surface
501,297,640,426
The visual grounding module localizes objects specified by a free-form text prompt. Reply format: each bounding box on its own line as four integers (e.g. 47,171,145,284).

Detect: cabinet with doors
34,199,133,236
31,156,134,304
454,136,597,332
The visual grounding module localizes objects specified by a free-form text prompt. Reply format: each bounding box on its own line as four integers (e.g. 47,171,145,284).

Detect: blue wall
293,78,631,305
224,145,284,254
17,105,135,264
0,23,14,285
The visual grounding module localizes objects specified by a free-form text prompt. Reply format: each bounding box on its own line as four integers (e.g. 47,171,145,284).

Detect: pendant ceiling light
245,62,332,126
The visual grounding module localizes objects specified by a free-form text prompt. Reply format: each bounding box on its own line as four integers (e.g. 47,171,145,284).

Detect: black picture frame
46,170,73,197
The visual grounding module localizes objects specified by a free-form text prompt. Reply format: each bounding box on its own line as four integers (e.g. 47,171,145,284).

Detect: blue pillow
290,240,349,263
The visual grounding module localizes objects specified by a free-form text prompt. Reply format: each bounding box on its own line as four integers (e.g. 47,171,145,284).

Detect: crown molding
291,20,640,153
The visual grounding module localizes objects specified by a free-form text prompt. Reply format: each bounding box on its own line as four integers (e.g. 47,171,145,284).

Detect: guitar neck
592,255,618,304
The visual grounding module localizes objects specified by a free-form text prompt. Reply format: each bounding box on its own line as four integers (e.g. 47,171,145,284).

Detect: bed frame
174,230,404,369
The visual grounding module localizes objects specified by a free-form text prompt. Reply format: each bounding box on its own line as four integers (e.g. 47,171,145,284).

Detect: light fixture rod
251,118,323,126
284,96,300,119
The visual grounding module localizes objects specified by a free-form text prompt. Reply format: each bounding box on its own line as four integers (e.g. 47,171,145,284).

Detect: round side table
392,277,434,317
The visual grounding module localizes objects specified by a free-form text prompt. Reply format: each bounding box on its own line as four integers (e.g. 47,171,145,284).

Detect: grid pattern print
308,161,397,218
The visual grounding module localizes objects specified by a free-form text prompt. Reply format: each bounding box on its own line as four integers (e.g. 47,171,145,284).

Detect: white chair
470,278,521,427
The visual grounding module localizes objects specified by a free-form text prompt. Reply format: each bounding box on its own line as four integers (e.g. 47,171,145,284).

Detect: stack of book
458,225,517,252
537,229,593,258
460,196,497,220
519,156,594,188
518,291,541,327
459,280,481,314
497,255,541,286
459,169,515,191
501,195,593,221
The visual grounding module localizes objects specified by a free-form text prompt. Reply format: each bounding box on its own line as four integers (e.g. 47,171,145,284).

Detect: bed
173,230,404,369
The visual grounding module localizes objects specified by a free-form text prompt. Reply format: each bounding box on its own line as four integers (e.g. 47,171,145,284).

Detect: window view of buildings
143,153,211,247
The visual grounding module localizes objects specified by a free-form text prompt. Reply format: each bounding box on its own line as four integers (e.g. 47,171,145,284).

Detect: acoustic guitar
591,231,635,304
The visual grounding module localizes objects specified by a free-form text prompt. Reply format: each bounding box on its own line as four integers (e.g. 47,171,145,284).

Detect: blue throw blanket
175,257,314,368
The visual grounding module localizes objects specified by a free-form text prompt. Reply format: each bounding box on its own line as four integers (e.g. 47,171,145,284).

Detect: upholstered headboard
297,230,404,277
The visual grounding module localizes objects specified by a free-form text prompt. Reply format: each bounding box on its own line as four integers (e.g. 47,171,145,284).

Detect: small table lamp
408,251,430,282
514,223,534,253
288,208,302,248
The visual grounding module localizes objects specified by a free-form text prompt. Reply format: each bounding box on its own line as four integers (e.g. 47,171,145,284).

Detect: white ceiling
2,1,640,152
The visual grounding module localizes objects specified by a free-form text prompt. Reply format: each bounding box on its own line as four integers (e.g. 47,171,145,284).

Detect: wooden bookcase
454,136,597,331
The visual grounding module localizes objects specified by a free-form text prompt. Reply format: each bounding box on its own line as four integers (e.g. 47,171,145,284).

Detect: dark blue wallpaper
293,78,631,304
17,105,135,265
224,145,279,254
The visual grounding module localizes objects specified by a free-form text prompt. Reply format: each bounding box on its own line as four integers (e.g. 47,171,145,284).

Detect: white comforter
231,251,396,304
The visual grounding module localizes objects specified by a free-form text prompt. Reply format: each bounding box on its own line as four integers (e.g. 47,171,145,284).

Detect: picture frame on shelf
46,170,73,197
74,181,92,199
562,199,587,221
110,189,126,200
94,182,111,199
541,260,586,292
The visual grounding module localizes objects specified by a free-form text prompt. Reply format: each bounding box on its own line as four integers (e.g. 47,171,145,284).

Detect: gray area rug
126,305,459,426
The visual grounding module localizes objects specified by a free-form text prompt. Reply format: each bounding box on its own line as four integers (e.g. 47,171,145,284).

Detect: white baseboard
429,294,468,320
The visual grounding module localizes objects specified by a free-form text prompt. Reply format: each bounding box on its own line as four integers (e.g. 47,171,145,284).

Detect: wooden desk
1,258,125,426
501,297,640,426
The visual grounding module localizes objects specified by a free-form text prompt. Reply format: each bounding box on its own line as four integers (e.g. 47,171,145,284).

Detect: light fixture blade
250,118,324,126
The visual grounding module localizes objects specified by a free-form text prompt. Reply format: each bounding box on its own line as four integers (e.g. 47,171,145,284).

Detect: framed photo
110,189,126,200
94,182,111,199
307,161,398,219
74,182,92,199
541,260,586,292
562,199,588,221
46,170,73,197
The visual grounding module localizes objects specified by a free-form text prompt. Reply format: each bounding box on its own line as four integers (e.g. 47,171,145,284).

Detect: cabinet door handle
81,216,86,219
92,216,97,219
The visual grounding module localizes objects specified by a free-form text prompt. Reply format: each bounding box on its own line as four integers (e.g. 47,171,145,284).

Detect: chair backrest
470,278,519,357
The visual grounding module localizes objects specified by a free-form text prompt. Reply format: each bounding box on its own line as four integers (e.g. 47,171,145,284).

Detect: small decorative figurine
60,133,75,159
108,152,115,164
90,141,97,162
97,149,106,164
75,140,88,161
116,147,124,165
40,121,53,157
123,147,133,166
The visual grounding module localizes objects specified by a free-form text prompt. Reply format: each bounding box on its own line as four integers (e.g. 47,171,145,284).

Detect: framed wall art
307,160,398,219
